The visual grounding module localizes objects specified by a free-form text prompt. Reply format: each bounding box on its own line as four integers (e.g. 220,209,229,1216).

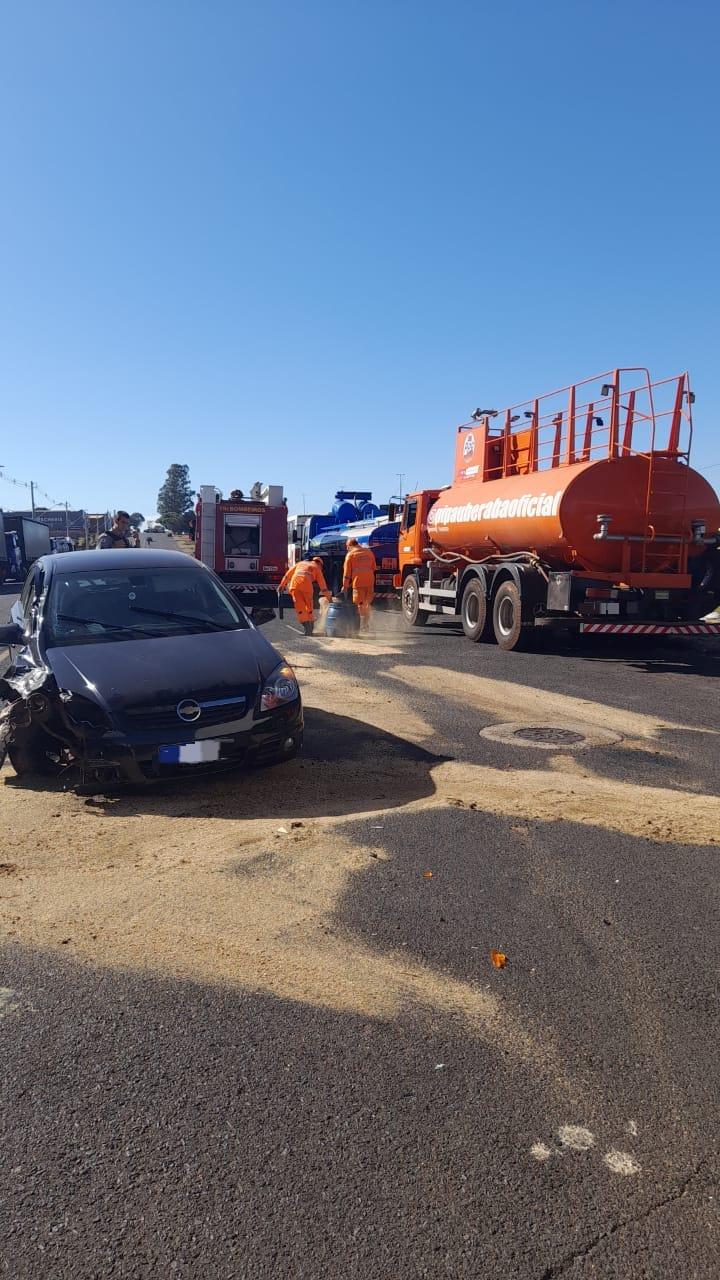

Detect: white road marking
557,1124,595,1151
530,1142,552,1161
604,1149,641,1175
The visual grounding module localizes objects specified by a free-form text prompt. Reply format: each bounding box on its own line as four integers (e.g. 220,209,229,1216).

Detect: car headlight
259,663,299,712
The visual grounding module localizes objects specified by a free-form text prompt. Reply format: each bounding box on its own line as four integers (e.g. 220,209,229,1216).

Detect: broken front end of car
0,666,303,795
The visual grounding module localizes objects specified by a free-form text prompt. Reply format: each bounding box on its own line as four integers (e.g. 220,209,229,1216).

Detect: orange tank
427,370,720,579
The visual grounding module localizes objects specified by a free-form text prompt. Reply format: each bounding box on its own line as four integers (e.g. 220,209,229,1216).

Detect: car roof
39,549,203,573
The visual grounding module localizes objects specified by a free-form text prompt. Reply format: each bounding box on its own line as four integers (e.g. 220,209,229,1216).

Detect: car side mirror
250,608,275,626
0,623,22,647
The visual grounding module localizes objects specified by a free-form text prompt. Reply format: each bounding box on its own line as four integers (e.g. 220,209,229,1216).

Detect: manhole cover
479,721,623,751
513,727,585,745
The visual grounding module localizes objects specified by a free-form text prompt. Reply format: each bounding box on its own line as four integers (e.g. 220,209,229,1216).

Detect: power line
0,466,74,511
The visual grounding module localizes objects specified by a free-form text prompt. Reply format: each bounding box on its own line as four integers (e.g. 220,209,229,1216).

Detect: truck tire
492,582,525,651
401,574,428,626
461,579,490,642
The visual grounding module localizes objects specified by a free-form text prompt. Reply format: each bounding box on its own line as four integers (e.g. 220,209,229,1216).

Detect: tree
157,464,194,533
129,512,145,529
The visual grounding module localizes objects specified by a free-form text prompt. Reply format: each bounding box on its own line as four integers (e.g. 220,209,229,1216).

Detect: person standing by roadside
96,511,133,549
279,556,331,635
342,537,375,631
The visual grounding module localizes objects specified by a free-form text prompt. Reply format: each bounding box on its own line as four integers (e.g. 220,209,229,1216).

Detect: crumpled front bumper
71,700,304,790
0,666,303,791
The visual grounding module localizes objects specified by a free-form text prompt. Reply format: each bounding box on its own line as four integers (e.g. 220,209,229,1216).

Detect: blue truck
288,491,402,598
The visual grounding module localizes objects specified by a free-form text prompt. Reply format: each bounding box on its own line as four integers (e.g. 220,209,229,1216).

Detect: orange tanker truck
397,368,720,650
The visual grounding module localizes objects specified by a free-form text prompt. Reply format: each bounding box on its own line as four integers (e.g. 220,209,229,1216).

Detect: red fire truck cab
194,483,288,614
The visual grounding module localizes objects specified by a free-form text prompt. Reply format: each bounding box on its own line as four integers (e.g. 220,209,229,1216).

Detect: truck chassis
401,557,720,650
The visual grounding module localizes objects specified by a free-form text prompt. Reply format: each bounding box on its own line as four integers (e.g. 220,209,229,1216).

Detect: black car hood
44,628,283,714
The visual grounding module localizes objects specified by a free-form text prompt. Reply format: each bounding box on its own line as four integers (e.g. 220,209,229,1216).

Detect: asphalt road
139,530,178,551
1,601,719,1276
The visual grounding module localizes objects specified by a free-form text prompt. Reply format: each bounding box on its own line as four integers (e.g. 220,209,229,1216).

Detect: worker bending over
279,557,331,635
342,537,375,631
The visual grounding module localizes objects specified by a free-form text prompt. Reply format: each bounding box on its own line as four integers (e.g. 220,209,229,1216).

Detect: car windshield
45,565,250,646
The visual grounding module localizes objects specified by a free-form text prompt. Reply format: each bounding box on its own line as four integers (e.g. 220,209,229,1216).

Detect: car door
11,568,36,632
10,564,44,663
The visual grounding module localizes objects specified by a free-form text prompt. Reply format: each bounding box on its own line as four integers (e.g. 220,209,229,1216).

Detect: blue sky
0,0,718,521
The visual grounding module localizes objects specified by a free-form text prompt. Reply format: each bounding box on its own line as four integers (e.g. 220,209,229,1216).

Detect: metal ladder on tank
640,374,693,577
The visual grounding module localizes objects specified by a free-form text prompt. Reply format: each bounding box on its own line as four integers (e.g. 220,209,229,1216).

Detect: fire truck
396,368,720,649
194,483,288,616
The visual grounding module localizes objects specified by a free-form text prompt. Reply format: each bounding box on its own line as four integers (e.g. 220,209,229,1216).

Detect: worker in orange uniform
342,537,375,632
279,557,331,635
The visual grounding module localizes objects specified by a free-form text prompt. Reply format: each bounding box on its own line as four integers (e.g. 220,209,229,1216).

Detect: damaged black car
0,550,302,793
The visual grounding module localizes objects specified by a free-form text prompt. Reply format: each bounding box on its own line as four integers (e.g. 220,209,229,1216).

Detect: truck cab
395,490,443,589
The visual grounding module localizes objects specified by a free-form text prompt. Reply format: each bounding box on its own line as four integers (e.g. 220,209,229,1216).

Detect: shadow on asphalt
3,802,719,1279
499,631,720,675
334,805,719,1161
0,942,583,1279
2,706,447,816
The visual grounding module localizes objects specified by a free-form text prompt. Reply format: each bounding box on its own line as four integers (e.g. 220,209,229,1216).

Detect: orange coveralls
342,544,376,620
279,559,330,625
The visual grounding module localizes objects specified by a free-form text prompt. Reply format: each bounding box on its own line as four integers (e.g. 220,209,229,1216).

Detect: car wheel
401,575,428,626
7,726,59,777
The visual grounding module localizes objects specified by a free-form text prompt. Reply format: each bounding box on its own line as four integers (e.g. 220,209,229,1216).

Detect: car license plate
157,741,222,764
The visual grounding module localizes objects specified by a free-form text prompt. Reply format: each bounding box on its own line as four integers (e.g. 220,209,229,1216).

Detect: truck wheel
401,575,428,626
492,582,525,651
461,579,489,642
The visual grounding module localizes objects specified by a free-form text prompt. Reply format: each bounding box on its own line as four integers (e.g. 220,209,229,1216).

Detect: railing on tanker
467,369,694,478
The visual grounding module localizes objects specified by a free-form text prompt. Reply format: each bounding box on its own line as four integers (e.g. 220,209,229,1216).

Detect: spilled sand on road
0,633,717,1088
385,663,713,743
292,649,435,745
0,759,551,1075
425,760,720,844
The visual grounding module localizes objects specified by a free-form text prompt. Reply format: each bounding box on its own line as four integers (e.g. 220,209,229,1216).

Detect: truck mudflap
579,621,720,636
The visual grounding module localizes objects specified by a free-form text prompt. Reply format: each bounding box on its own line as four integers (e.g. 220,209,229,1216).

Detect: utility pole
30,480,35,517
65,501,69,538
397,473,405,500
302,493,306,514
